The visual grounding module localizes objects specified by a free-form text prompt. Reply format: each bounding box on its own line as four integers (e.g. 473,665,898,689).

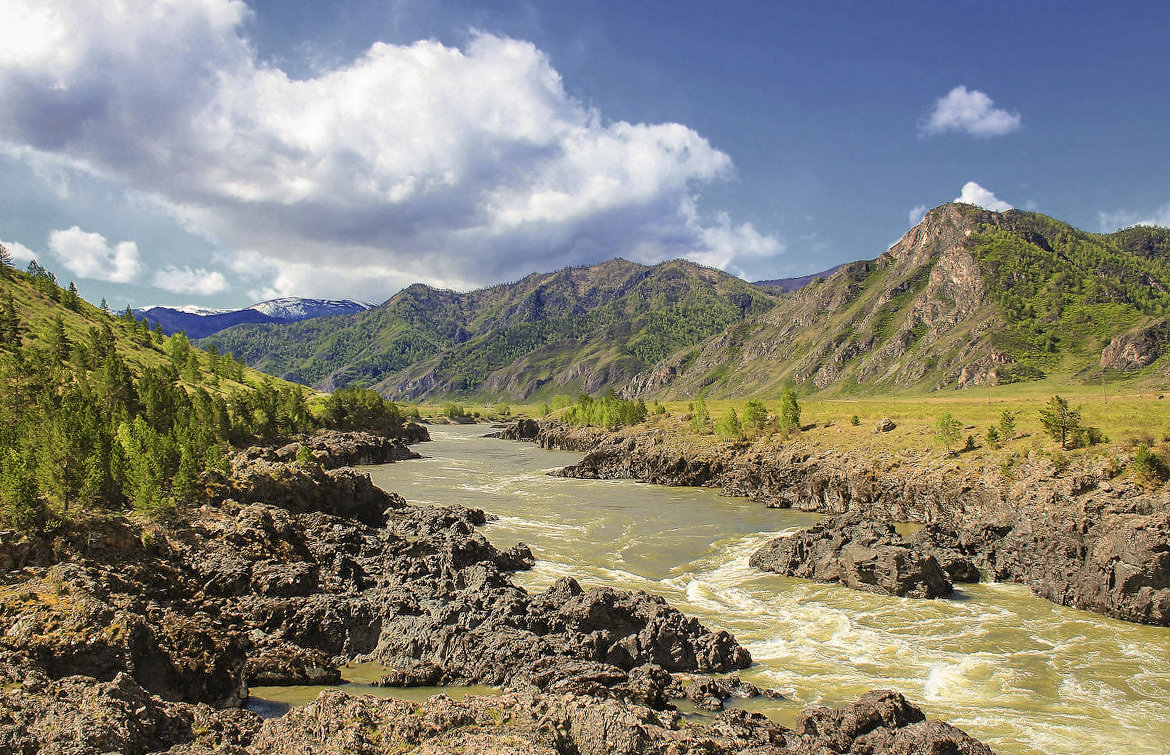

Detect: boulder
749,515,955,598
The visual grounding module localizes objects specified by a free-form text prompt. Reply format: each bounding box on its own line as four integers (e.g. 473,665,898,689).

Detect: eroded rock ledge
749,514,969,598
521,420,1170,625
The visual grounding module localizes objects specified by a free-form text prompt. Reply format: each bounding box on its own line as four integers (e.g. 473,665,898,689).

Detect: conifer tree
779,388,801,431
0,291,20,350
1038,395,1081,450
48,315,70,363
0,242,13,278
714,407,742,440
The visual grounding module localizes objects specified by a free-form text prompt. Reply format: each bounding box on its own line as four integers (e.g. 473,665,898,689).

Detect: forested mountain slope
201,258,776,400
0,253,326,529
627,204,1170,398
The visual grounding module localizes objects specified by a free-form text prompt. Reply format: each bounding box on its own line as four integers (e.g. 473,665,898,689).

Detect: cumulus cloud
907,204,928,227
0,237,36,263
48,226,143,283
923,86,1021,138
1098,200,1170,231
954,181,1012,212
151,265,229,296
0,0,780,299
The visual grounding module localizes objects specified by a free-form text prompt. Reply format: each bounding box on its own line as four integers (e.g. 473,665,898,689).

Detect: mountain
753,264,847,292
198,204,1170,401
626,204,1170,398
135,297,373,338
200,258,777,400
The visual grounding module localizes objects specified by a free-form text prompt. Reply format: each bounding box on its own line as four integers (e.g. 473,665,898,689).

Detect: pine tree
62,282,81,311
48,315,70,363
714,407,742,440
183,351,201,383
0,242,13,278
779,388,801,431
0,291,21,350
1038,395,1081,450
998,409,1017,440
689,395,709,432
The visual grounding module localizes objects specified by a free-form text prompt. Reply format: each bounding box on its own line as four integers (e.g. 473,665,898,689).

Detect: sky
1,1,1168,309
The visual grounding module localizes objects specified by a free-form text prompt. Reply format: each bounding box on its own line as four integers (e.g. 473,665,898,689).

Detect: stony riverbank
527,419,1170,625
0,428,994,754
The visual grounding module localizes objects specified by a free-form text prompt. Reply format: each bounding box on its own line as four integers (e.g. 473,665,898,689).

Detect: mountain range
135,298,373,339
197,204,1170,401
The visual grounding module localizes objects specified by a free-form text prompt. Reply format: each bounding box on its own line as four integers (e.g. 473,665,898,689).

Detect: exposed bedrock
0,665,992,755
748,514,969,598
0,436,996,754
536,420,1170,625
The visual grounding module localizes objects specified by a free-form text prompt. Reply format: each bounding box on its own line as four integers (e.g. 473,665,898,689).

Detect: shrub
742,400,768,435
1132,445,1168,488
713,408,742,440
998,410,1016,440
849,414,860,426
985,425,1001,448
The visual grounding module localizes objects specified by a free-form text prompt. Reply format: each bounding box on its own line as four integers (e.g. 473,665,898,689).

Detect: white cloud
954,182,1012,212
0,237,36,263
48,226,143,283
923,86,1021,138
0,0,781,298
1098,200,1170,231
151,265,228,296
908,204,928,227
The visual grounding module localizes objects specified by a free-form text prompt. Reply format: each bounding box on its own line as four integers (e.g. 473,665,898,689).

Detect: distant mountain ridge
198,205,1170,400
136,297,374,338
200,259,776,400
753,264,847,292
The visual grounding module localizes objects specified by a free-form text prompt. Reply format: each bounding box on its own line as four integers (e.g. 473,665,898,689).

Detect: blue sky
1,1,1168,308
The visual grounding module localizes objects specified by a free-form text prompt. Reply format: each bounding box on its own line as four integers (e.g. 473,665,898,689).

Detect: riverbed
257,424,1170,754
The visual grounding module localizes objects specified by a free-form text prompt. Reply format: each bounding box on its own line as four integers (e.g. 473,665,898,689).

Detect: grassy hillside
0,256,369,532
630,205,1170,399
202,258,777,401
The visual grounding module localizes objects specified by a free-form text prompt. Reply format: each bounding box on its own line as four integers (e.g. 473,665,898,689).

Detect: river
254,424,1170,754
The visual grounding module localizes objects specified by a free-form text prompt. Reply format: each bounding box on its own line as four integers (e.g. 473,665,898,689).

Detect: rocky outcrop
486,418,541,441
1101,317,1170,372
217,453,405,526
237,687,991,755
0,447,754,713
273,428,425,469
749,515,963,598
535,419,1170,626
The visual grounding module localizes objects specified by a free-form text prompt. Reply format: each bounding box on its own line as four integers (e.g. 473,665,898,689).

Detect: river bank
0,426,993,754
520,417,1170,626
